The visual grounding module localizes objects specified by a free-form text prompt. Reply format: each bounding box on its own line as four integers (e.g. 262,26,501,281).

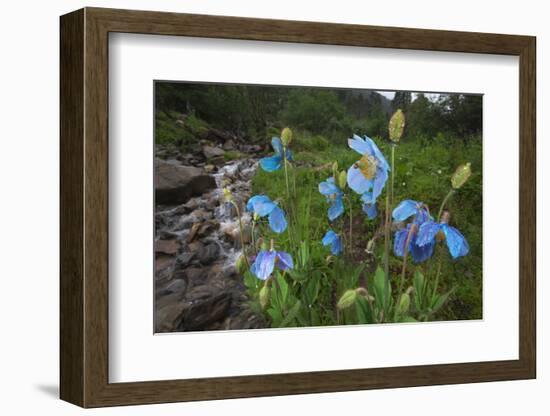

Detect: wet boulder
155,159,216,205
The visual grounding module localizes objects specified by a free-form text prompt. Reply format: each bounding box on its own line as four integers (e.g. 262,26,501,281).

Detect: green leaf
397,293,411,315
413,270,425,310
431,289,454,313
355,296,373,324
281,300,302,327
267,307,283,326
277,273,289,305
373,267,390,309
400,316,418,323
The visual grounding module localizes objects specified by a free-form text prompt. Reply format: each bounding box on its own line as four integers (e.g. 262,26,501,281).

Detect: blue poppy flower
393,223,435,263
259,136,293,172
416,220,469,259
246,195,288,233
250,249,294,280
319,177,344,220
392,199,431,224
347,134,390,204
322,229,343,255
362,203,378,219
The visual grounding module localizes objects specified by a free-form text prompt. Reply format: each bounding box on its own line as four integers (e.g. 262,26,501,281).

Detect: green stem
432,247,443,303
251,219,257,255
383,145,396,311
232,201,249,268
437,189,455,222
349,197,353,257
395,223,417,320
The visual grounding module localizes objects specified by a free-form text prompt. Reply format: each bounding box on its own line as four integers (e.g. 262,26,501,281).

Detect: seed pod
451,162,472,189
389,109,406,143
259,285,271,309
338,170,347,190
281,127,293,146
337,289,357,310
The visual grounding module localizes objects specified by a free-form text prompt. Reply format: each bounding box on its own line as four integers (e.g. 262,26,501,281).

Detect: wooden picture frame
60,7,536,408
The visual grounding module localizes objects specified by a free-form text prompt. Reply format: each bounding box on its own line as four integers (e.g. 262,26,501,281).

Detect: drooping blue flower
319,177,344,220
416,220,470,259
392,199,431,224
322,229,343,255
362,202,378,219
246,195,287,233
259,136,293,172
347,134,390,204
250,249,294,280
393,223,435,263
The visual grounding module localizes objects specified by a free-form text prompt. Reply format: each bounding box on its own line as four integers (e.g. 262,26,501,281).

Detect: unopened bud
451,162,472,189
259,285,271,309
236,254,248,275
389,109,406,143
223,187,233,202
332,161,339,178
281,127,293,146
338,170,347,190
337,289,357,310
397,292,411,314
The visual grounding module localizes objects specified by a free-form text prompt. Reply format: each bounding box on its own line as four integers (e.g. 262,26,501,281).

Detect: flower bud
281,127,293,146
332,161,339,178
235,254,248,275
338,170,347,190
259,285,271,309
337,289,357,310
223,187,233,202
389,109,406,143
260,241,269,251
397,292,411,314
451,162,472,189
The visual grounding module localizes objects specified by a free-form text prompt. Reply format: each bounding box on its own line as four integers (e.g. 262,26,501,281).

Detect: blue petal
249,195,277,217
372,167,388,201
285,147,293,161
260,155,282,172
268,206,287,233
276,251,294,271
410,239,435,263
331,235,343,255
392,200,420,222
393,227,410,257
347,165,373,195
271,136,283,155
442,224,469,259
365,136,390,172
322,229,337,246
251,250,276,280
247,195,270,212
348,134,372,155
319,177,340,196
416,220,441,247
363,203,378,219
360,191,374,205
414,208,432,225
328,196,344,220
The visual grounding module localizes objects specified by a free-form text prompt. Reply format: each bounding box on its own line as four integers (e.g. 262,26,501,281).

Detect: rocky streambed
154,149,265,332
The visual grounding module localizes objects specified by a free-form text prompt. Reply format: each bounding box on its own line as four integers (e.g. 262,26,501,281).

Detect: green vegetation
156,81,482,324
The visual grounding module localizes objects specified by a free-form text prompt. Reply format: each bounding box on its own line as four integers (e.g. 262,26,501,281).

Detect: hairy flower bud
337,289,357,310
235,254,248,275
338,170,347,190
281,127,293,146
389,109,406,143
259,285,271,309
332,161,339,178
223,187,233,202
397,292,411,314
451,162,472,189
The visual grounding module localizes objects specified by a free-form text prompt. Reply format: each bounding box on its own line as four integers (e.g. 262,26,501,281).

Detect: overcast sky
376,91,442,102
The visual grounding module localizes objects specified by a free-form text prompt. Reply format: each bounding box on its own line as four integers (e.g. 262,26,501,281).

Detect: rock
155,159,216,204
198,243,220,265
156,278,187,299
155,255,176,282
156,301,186,332
204,164,216,173
175,252,196,270
155,239,179,256
241,144,262,153
184,267,205,287
202,145,225,160
177,289,232,331
223,139,236,151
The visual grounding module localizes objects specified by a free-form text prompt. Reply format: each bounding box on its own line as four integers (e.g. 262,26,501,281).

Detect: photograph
154,81,483,333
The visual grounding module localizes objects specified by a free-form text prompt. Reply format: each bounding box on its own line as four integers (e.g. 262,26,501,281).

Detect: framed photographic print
60,7,536,408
